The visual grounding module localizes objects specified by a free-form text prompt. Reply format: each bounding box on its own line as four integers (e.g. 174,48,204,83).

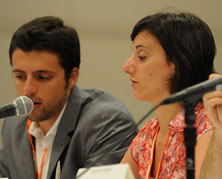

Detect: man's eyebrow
12,69,56,74
34,70,55,74
12,69,23,73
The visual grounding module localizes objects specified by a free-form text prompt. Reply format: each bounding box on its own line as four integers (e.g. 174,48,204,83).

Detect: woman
121,12,216,179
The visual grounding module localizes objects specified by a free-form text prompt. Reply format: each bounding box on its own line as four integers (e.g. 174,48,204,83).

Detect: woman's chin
133,93,148,102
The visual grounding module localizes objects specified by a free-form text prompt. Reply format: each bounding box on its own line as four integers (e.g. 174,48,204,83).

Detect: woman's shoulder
131,117,159,145
140,117,159,133
195,102,214,138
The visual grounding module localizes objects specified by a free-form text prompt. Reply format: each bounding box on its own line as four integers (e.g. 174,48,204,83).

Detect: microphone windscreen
13,96,33,116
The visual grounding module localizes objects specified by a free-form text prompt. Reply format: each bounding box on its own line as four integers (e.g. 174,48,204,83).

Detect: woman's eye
138,56,146,60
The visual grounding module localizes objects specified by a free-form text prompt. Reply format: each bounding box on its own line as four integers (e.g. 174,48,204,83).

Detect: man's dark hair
131,12,216,94
9,16,80,82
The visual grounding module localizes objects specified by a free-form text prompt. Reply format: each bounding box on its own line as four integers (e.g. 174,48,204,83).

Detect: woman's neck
154,102,182,135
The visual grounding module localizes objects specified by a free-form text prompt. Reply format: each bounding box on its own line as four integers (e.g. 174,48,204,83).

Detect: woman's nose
123,57,135,74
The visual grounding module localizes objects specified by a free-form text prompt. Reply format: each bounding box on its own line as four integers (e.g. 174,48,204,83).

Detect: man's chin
27,114,43,122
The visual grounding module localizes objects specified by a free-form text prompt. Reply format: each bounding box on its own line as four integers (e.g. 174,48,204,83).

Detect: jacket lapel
17,123,36,179
47,86,86,178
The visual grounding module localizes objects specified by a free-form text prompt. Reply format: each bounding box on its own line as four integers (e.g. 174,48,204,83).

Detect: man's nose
23,78,38,96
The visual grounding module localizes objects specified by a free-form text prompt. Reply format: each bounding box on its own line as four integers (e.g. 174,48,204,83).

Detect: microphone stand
182,100,197,179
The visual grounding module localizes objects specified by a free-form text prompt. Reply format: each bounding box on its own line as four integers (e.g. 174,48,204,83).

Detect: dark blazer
0,86,138,179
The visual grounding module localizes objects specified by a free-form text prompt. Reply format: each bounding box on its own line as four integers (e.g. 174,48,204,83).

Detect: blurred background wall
0,0,221,134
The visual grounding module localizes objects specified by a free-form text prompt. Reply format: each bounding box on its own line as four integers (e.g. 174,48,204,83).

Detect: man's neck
37,117,58,135
37,102,67,135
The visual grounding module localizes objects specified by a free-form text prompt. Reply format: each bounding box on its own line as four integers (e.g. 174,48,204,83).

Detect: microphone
161,76,222,105
0,96,33,119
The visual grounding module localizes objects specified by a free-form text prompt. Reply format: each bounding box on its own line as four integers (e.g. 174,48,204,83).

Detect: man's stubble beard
28,90,69,122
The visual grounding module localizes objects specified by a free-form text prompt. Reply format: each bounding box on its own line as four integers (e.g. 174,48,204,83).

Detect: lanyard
145,126,170,179
27,120,48,179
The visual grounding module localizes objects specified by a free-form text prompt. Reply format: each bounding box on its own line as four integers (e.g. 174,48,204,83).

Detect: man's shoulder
72,87,130,113
82,88,117,101
81,88,131,114
2,116,26,131
66,87,137,131
1,116,27,140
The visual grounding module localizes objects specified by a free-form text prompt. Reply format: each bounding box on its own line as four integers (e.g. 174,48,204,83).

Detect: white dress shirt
28,104,66,179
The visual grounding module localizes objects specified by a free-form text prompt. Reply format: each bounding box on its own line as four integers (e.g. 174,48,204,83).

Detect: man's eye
15,75,25,80
37,75,51,81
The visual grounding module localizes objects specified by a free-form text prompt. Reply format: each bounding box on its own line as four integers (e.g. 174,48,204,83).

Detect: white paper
76,163,135,179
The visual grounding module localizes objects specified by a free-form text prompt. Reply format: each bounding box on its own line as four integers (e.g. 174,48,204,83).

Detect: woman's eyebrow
135,44,150,50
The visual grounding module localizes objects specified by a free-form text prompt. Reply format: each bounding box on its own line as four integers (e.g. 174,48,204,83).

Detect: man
200,74,222,179
0,16,138,179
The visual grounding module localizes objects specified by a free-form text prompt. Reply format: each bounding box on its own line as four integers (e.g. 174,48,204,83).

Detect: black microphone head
13,96,33,116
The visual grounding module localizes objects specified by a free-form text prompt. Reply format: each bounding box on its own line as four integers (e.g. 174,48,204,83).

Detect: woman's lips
130,78,138,83
130,79,138,87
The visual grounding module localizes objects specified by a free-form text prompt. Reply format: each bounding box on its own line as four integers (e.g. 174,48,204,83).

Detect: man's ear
68,67,79,89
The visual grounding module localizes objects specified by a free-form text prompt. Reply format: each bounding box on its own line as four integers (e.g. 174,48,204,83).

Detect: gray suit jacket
0,86,138,179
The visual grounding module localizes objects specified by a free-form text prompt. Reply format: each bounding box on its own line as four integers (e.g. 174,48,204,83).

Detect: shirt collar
168,102,203,132
168,108,186,132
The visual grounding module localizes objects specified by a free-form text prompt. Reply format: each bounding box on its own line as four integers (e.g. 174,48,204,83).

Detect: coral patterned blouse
130,103,213,179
